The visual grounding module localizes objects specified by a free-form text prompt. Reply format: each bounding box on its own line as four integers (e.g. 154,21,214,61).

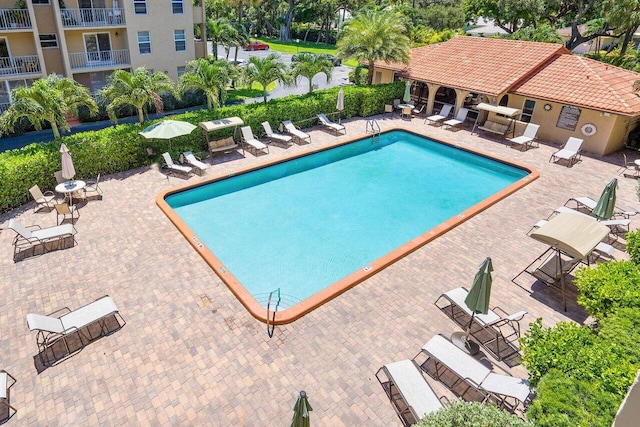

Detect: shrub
417,400,534,427
626,229,640,264
574,260,640,320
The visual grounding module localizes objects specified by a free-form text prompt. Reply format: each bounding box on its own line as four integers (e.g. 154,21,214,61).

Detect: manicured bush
416,400,534,427
573,260,640,320
626,229,640,264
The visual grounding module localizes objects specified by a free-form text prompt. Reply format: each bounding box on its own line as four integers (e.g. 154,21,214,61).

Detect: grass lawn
255,37,359,67
227,81,277,102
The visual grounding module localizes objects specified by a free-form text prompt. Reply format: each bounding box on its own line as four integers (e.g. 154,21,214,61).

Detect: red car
244,41,270,51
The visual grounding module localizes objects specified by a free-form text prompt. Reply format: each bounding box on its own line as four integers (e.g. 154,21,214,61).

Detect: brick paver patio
1,115,638,425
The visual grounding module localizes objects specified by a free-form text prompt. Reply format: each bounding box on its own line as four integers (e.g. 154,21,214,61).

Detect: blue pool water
166,131,527,306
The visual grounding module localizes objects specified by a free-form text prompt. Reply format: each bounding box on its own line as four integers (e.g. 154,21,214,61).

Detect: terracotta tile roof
512,55,640,115
375,36,569,96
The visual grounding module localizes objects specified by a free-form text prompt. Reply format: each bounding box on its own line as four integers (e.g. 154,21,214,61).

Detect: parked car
291,52,341,66
244,41,269,51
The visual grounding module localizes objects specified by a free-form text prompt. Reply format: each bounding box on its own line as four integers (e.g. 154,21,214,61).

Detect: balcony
61,8,124,28
0,8,32,30
69,49,130,71
0,55,41,76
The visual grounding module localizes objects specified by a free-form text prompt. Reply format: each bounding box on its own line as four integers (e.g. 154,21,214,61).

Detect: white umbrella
139,119,197,150
60,143,75,181
336,88,344,124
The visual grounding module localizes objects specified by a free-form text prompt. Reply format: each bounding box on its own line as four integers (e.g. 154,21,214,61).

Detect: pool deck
1,115,638,425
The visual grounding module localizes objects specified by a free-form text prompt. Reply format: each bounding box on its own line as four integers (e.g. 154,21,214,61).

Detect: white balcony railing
61,8,124,27
0,55,41,76
0,102,10,113
69,49,130,70
0,8,32,30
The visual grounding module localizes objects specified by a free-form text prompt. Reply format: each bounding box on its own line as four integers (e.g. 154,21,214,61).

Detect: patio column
425,83,440,115
454,88,470,115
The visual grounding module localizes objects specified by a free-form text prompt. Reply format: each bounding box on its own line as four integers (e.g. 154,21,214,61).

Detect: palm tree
99,67,177,124
336,9,411,85
178,58,236,110
290,53,333,93
0,74,98,140
207,18,236,60
243,53,292,103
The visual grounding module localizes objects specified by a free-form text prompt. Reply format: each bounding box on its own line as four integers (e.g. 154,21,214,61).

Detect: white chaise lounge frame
8,219,76,262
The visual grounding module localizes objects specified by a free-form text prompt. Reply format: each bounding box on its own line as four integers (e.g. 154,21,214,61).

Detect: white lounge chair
161,152,192,177
317,113,346,135
507,123,539,150
181,151,208,175
415,335,532,413
376,359,446,425
425,104,453,126
26,295,125,365
282,120,311,144
261,121,293,146
434,287,527,361
443,108,469,130
564,196,638,219
28,184,56,212
7,219,76,262
0,370,16,421
550,137,583,166
240,126,269,156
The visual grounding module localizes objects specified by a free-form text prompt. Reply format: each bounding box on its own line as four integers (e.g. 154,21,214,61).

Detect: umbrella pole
464,312,476,342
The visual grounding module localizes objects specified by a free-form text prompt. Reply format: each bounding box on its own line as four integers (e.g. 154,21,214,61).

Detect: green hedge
0,82,404,213
417,400,534,426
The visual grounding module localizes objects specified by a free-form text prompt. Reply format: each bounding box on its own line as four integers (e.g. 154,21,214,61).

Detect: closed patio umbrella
336,88,344,124
60,143,75,181
592,178,617,220
290,390,312,427
139,119,197,150
403,80,411,103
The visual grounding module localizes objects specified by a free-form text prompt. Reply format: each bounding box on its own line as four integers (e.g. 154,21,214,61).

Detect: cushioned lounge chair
507,123,539,150
425,104,453,126
7,219,76,262
240,126,269,155
282,120,311,144
434,287,527,361
0,370,16,421
181,152,208,175
26,295,125,365
550,137,583,166
162,152,192,177
29,184,56,212
414,334,532,413
261,121,292,146
317,113,346,135
376,359,446,425
442,108,469,130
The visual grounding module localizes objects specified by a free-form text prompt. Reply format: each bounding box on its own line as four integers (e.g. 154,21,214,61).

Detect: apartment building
0,0,207,110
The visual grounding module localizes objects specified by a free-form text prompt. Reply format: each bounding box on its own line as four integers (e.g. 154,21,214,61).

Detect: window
521,99,536,123
137,31,151,54
174,30,186,52
39,34,58,48
172,0,183,14
133,0,147,14
32,0,50,4
177,66,186,77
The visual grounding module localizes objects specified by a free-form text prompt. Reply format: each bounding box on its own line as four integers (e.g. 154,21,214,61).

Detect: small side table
55,180,86,207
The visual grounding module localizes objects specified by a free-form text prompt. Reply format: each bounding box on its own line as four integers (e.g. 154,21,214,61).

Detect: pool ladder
366,119,381,139
266,288,281,338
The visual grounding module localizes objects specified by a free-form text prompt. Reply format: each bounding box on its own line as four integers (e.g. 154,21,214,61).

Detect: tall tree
99,67,176,124
605,0,640,56
290,53,334,93
243,53,292,103
207,18,236,60
179,58,236,110
336,9,411,85
0,74,97,140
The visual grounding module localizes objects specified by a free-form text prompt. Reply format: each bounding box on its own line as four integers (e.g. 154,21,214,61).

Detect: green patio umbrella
290,390,312,427
403,80,411,104
592,178,617,220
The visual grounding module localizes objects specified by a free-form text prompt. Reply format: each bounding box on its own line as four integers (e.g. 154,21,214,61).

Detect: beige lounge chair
282,120,311,144
425,104,453,126
261,121,293,146
550,137,583,166
181,152,208,175
162,152,192,177
28,184,56,212
240,126,269,155
0,370,16,421
317,113,346,135
507,123,539,150
7,218,76,262
443,108,469,130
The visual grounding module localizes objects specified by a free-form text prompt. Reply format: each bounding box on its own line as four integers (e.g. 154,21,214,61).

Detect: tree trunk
309,77,313,93
51,121,61,140
367,60,374,85
262,88,268,104
279,0,295,41
137,107,145,123
206,95,213,110
620,27,634,57
324,13,331,44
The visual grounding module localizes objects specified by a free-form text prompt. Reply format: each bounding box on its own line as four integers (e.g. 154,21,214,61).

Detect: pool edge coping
155,125,540,325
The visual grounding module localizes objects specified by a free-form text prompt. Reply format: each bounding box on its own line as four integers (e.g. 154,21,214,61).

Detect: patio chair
549,137,583,166
617,153,640,178
442,108,469,131
425,104,453,126
0,370,16,421
7,219,76,262
507,123,540,150
401,107,412,120
162,152,192,177
83,173,103,200
413,104,426,117
564,197,638,219
26,295,125,365
54,203,79,225
240,126,269,155
317,113,346,135
393,99,401,108
376,359,447,425
181,152,208,175
261,121,293,146
383,104,394,118
434,287,526,361
282,120,311,144
28,184,56,212
414,334,532,413
53,170,65,184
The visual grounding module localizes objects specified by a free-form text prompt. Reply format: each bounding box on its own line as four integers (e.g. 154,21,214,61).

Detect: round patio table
55,180,86,207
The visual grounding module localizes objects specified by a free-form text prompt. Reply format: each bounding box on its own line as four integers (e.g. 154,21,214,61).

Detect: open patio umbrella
60,143,75,181
336,88,344,124
592,178,617,220
451,257,493,354
139,119,197,150
403,80,411,104
290,390,312,427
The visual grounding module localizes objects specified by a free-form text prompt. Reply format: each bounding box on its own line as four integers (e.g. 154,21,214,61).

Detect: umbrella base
450,332,480,355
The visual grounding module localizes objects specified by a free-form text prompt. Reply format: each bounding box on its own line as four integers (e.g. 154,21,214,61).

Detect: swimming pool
158,129,537,324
